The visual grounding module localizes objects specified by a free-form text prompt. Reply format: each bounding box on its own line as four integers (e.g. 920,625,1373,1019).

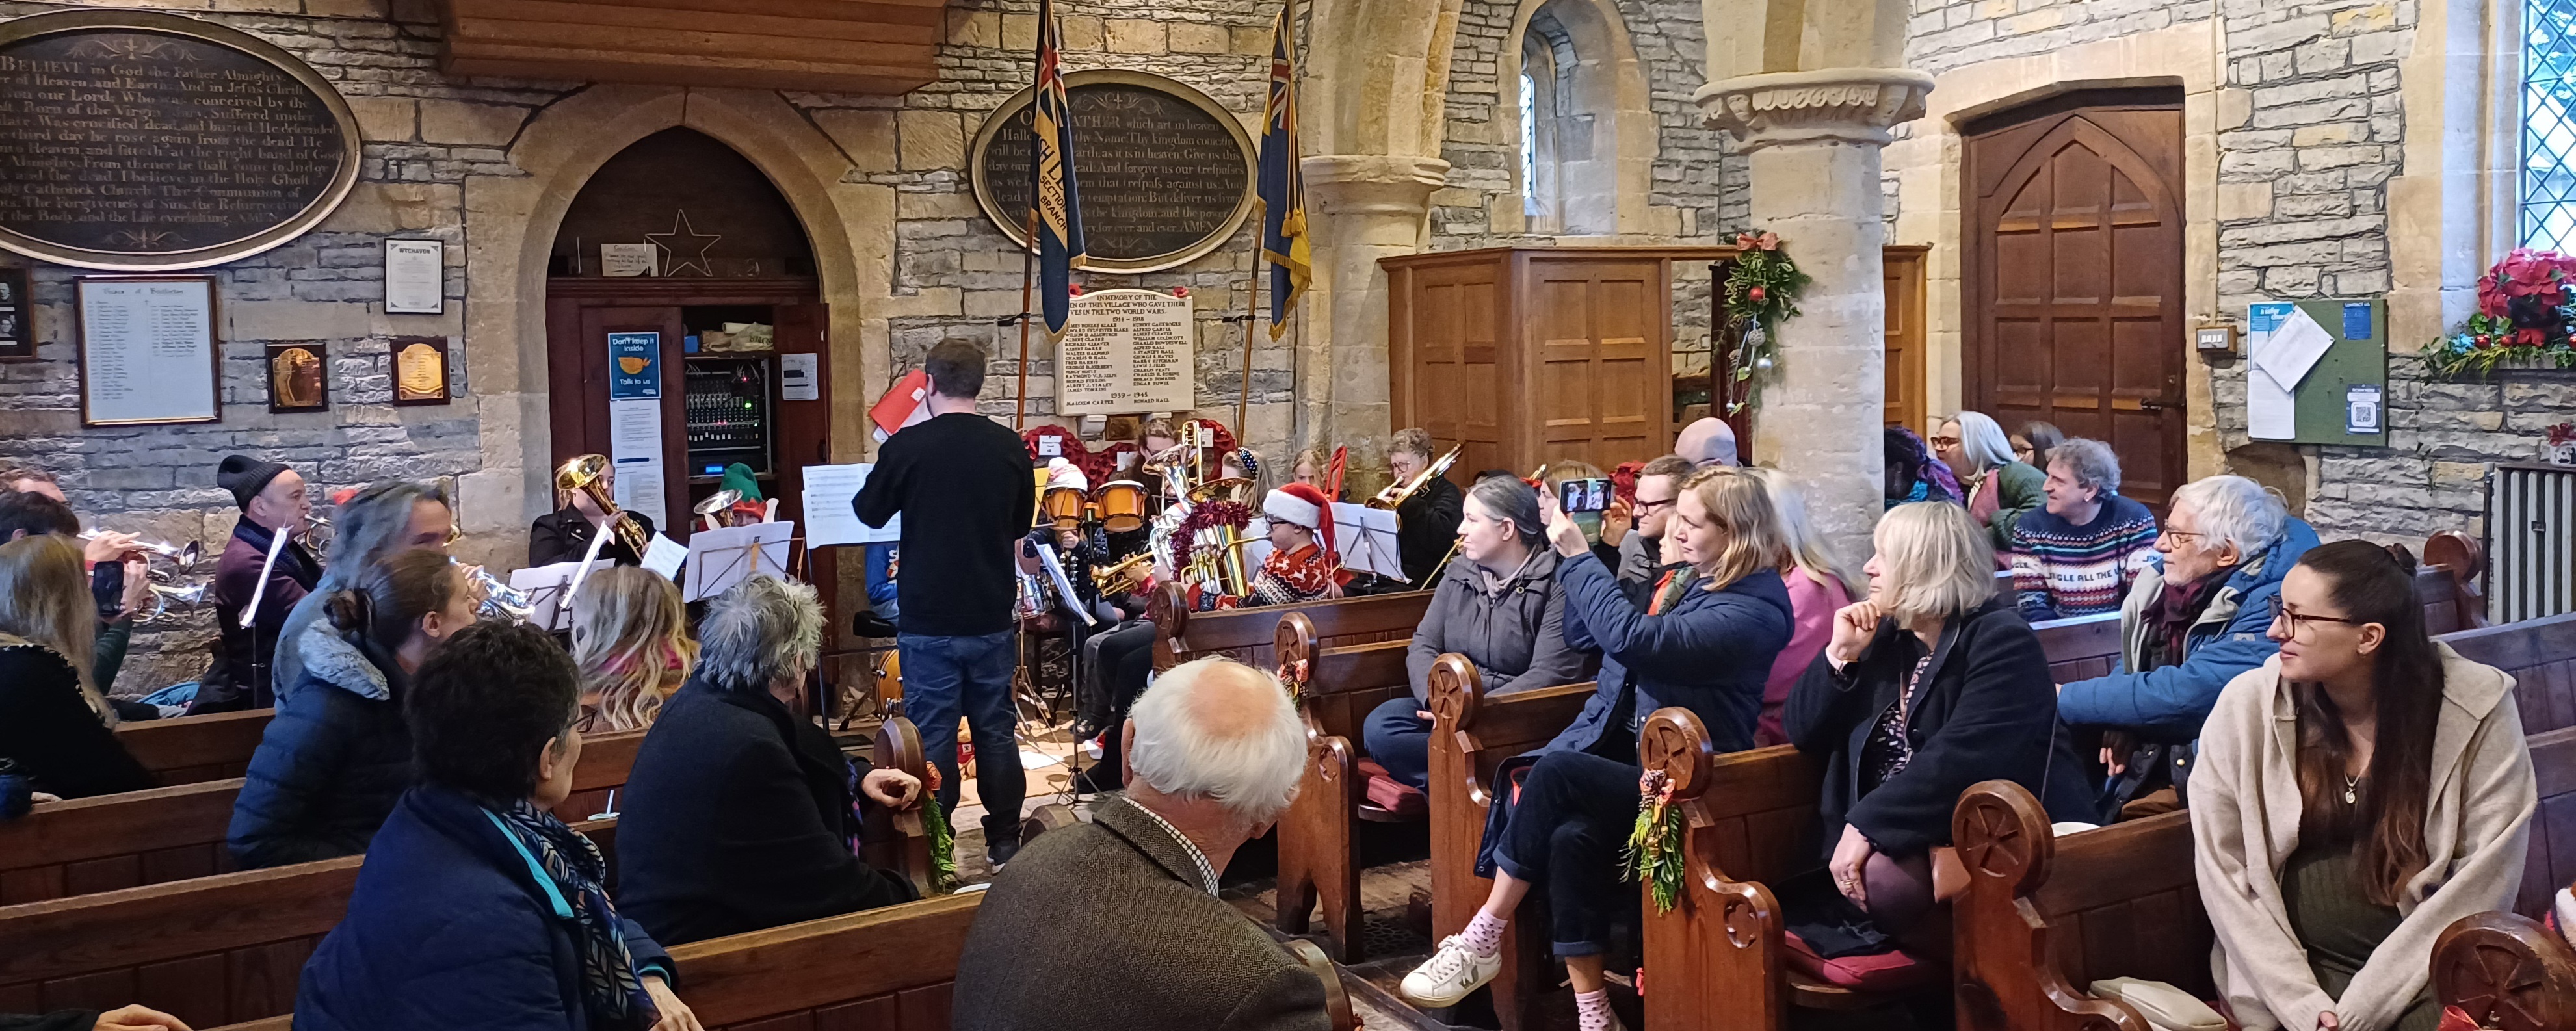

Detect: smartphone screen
1558,478,1610,514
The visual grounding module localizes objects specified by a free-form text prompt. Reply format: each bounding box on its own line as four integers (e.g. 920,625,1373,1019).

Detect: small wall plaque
267,343,328,413
393,336,451,406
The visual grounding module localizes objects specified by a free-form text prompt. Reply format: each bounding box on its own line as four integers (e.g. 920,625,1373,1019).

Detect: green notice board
2246,298,2385,447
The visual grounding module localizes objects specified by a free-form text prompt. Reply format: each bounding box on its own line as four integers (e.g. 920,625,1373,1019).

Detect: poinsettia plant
2425,248,2576,377
1719,231,1809,415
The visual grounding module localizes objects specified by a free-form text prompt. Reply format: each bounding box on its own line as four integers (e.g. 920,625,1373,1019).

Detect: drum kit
1038,479,1150,534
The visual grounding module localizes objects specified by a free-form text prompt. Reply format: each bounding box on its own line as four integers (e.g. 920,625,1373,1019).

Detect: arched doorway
1962,88,2186,510
541,128,832,553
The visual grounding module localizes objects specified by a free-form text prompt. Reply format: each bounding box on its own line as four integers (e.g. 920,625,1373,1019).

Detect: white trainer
1400,934,1501,1009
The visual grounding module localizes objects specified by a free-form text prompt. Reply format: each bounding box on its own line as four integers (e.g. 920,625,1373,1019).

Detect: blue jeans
900,630,1023,841
1363,695,1435,791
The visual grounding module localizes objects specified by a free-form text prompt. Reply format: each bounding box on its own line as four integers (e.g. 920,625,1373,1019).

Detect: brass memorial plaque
970,70,1257,274
0,11,361,270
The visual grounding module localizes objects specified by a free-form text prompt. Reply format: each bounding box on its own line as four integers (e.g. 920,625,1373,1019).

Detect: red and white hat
1263,482,1335,555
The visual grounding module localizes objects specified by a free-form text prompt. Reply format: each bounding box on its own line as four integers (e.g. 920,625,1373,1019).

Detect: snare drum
1043,486,1088,530
1097,480,1149,534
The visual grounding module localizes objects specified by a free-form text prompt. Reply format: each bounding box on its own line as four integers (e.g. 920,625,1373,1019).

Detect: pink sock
1460,911,1506,956
1576,989,1614,1031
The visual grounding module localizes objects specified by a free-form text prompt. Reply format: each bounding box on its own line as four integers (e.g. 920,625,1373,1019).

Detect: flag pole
1016,209,1036,430
1239,241,1258,434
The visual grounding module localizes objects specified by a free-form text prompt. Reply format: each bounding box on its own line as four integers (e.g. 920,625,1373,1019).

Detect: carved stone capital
1694,68,1936,153
1300,155,1452,217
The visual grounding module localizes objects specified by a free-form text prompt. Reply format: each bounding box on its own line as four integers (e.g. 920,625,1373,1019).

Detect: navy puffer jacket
227,621,413,869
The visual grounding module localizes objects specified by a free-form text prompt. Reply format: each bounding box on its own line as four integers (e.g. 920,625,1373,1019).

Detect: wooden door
772,302,837,618
1388,258,1508,480
1884,246,1928,432
1965,93,2186,509
572,306,690,535
1523,254,1668,471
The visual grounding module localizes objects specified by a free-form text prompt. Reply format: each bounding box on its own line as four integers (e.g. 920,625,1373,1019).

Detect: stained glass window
2525,0,2576,249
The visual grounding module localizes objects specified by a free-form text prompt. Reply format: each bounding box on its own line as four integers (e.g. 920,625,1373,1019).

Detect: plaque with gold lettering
971,70,1257,274
393,337,449,406
0,11,362,271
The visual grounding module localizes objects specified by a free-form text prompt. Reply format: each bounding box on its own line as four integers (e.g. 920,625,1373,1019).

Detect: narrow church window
2525,0,2576,249
1522,70,1542,213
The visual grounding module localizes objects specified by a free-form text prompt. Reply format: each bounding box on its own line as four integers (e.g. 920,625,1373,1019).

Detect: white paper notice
601,243,657,278
79,278,217,425
802,463,899,545
609,398,667,521
1032,544,1095,625
779,352,818,401
510,560,611,632
640,534,689,581
684,521,796,602
2248,365,2298,441
2250,306,2335,391
1056,289,1195,414
384,239,444,314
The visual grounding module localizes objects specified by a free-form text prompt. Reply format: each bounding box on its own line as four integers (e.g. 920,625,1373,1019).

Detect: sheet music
640,533,688,581
510,560,612,632
683,521,795,602
1330,502,1406,581
1032,544,1095,626
802,463,899,545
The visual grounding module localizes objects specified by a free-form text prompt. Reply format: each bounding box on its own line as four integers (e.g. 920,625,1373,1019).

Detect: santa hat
1263,482,1335,555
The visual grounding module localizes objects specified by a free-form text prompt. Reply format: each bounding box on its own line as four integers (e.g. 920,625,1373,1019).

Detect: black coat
614,680,916,945
200,519,321,711
227,623,413,869
0,642,152,800
528,507,656,568
1782,597,2094,860
1395,474,1464,588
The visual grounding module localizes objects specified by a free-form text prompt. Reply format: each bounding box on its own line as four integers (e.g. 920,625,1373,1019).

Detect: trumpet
556,455,651,556
140,581,210,623
304,514,333,555
79,530,203,571
452,558,534,623
1091,550,1153,595
1368,444,1463,510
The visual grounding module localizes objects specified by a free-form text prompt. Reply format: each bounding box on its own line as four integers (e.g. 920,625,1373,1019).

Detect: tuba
555,454,651,556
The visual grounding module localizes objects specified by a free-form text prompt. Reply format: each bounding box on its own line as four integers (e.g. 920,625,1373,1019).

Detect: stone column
1298,154,1449,493
1698,69,1933,565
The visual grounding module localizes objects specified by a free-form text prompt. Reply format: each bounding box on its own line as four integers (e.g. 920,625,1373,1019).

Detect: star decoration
646,211,721,277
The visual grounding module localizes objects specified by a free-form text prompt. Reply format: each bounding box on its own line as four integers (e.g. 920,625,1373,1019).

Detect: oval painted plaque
0,11,361,270
971,69,1256,274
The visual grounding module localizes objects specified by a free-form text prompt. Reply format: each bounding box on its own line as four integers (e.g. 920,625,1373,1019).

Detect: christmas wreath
1624,768,1685,913
1719,231,1810,415
2424,248,2576,377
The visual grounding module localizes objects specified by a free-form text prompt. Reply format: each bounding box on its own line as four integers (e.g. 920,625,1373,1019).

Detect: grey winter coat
1404,549,1597,703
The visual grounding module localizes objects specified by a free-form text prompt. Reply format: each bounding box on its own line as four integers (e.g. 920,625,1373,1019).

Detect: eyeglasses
1928,436,1961,448
1633,497,1676,514
2267,595,2361,639
2159,528,2203,545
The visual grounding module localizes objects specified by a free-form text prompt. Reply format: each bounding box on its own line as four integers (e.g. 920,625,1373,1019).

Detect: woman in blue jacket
228,549,475,868
297,621,699,1031
1401,468,1794,1031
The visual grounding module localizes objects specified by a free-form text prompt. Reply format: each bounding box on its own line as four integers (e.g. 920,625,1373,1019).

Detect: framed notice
0,267,29,361
383,239,443,314
1056,289,1196,415
392,336,451,406
267,343,328,413
77,276,218,426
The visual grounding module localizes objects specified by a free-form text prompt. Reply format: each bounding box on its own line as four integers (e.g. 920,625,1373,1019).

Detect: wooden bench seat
0,726,649,906
1,719,931,1030
1147,582,1432,672
1272,612,1417,961
112,709,274,786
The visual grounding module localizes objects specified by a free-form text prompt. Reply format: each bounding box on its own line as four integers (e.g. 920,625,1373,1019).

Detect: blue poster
2342,302,2373,341
609,333,661,399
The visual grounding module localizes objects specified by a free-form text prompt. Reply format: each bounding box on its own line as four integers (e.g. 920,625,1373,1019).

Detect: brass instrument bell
555,454,651,555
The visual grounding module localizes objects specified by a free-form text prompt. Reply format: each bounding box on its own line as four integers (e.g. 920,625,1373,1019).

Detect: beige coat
2191,646,2536,1031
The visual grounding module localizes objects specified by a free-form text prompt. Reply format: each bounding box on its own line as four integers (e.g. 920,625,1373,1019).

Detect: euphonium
451,557,534,623
555,454,651,555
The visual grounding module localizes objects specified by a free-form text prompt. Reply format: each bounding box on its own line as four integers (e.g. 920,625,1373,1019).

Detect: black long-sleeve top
854,412,1035,637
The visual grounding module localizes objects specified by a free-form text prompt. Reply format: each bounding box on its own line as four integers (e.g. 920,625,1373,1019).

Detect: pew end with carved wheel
2434,909,2576,1031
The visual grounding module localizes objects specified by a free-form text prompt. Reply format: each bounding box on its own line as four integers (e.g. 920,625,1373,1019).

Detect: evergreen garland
1718,231,1809,416
1623,770,1686,913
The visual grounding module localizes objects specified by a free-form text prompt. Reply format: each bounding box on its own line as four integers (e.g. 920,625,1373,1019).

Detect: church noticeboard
0,11,363,271
1057,289,1195,415
971,70,1257,274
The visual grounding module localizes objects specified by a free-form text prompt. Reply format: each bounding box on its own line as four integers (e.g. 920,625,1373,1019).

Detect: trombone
1367,444,1462,510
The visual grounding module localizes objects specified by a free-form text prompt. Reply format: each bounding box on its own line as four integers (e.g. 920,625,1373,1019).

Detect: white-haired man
2057,475,2317,816
953,657,1329,1031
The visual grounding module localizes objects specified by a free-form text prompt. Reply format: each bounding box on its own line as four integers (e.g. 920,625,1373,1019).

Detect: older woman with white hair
2059,475,2317,816
615,575,923,945
1785,502,2094,959
1930,411,2046,549
953,657,1335,1031
2008,437,2160,619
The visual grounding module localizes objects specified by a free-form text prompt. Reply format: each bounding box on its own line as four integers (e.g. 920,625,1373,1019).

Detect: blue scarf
484,799,650,1028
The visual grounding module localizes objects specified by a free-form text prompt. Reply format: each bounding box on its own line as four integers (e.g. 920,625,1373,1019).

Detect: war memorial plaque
0,11,361,270
971,70,1257,273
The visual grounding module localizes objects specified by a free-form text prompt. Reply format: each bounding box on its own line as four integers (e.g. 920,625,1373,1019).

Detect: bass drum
1096,480,1149,534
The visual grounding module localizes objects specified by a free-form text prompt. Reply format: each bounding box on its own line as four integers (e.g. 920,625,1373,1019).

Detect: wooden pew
2432,910,2576,1031
2443,612,2576,749
1424,655,1597,1031
1272,610,1416,961
2031,612,2122,683
1,718,934,1030
1146,581,1431,672
0,726,650,906
112,709,274,786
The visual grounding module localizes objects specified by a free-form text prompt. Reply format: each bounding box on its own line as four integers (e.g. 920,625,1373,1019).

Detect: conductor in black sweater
855,339,1036,865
